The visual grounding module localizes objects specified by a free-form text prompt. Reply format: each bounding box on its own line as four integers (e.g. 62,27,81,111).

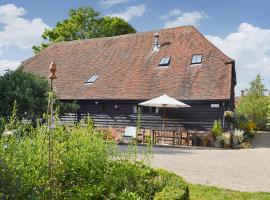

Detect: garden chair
180,128,189,146
122,126,137,143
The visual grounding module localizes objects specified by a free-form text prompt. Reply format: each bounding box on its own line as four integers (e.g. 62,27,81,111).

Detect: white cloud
206,23,270,93
0,3,26,22
108,4,145,21
0,4,49,50
162,10,208,28
99,0,129,8
0,4,48,73
160,9,182,20
0,60,20,75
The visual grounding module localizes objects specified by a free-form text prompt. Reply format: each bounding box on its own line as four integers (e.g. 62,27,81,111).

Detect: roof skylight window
159,56,171,67
85,74,98,84
191,54,202,64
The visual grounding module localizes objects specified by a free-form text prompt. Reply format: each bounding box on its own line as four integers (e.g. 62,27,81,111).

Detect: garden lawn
189,184,270,200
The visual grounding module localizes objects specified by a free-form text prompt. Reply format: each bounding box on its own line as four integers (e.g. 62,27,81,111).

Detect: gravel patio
119,132,270,192
150,146,270,192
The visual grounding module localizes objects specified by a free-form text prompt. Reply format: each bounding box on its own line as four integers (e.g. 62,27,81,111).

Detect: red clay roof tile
22,26,234,100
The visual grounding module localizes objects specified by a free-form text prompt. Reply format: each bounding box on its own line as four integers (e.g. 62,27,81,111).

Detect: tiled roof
22,26,235,100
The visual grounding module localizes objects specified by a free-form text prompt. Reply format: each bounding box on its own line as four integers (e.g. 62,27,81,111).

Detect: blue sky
0,0,270,95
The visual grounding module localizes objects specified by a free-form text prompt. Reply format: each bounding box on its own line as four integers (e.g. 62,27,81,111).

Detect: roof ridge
21,25,194,64
45,25,194,47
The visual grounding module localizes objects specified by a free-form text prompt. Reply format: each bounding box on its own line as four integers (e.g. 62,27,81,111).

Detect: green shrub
0,120,189,199
153,169,189,200
235,115,257,132
236,75,270,131
154,187,186,200
119,190,142,200
0,69,49,119
0,118,5,135
212,119,222,138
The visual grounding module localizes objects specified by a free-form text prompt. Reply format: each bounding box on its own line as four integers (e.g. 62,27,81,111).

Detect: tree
0,69,49,119
33,7,136,53
236,75,270,130
0,69,81,123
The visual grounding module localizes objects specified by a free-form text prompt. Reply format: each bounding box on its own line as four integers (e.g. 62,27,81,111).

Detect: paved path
120,133,270,192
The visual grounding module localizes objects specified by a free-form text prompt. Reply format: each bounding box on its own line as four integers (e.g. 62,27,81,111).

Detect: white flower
234,129,244,143
223,132,231,144
2,130,14,136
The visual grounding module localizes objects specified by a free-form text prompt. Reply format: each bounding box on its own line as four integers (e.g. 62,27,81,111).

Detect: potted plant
232,129,244,148
214,135,224,148
223,132,231,149
201,137,208,147
211,119,222,139
224,110,234,118
191,135,201,146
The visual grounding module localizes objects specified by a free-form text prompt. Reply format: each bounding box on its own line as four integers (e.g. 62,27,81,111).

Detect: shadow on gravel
151,147,195,155
118,145,195,155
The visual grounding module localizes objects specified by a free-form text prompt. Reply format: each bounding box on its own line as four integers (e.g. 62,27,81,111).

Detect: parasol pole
163,104,166,130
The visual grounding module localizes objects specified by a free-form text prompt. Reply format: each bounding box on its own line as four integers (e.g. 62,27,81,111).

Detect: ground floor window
133,105,138,114
141,106,159,114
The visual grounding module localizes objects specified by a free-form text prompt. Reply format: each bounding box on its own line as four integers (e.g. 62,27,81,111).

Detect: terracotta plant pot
201,138,208,147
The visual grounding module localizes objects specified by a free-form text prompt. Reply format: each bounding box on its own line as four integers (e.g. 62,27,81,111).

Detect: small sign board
211,104,220,108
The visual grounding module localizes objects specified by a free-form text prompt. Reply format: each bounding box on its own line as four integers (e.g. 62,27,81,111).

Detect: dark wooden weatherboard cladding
22,25,236,130
61,99,231,131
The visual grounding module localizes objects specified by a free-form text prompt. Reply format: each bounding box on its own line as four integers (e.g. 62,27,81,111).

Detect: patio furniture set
122,126,212,147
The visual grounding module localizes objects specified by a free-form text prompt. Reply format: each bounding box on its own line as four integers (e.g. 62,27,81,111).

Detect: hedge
153,169,189,200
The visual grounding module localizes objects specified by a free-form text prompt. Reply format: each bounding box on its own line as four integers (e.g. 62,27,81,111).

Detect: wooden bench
152,130,182,145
